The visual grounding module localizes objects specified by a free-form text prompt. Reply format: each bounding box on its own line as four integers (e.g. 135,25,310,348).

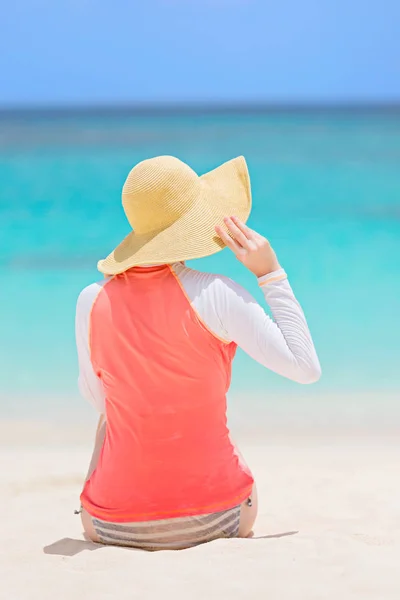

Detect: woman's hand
215,216,281,277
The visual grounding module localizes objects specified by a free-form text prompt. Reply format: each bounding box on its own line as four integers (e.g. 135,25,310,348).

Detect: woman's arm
214,217,321,384
84,414,106,483
211,270,321,383
75,283,107,413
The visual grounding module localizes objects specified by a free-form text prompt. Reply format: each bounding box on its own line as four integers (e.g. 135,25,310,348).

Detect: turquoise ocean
1,110,399,424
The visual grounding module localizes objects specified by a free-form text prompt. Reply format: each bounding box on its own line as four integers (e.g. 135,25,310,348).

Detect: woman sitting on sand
75,155,321,550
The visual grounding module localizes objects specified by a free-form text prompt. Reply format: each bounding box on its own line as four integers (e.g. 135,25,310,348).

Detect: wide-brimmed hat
98,155,252,275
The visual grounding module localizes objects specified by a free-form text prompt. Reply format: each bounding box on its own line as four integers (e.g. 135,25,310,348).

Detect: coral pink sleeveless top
81,265,254,522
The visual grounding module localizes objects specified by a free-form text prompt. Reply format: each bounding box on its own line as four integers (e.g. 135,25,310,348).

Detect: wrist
253,262,281,278
257,267,287,287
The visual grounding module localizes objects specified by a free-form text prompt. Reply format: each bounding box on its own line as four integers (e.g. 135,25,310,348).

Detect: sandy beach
1,418,399,600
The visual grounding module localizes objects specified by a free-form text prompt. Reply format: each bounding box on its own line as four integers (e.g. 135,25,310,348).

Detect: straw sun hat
98,155,252,275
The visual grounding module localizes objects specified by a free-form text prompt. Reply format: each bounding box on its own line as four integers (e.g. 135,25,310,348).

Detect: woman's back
80,264,253,522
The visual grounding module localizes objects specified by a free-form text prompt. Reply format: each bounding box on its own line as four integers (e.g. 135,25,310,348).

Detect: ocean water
1,110,399,420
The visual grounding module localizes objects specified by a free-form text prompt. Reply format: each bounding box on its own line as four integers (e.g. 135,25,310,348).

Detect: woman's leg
237,483,258,538
81,414,106,542
82,507,101,543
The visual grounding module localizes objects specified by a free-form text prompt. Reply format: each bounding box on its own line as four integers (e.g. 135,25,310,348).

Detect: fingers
230,216,263,242
223,217,252,249
215,225,242,254
215,217,265,255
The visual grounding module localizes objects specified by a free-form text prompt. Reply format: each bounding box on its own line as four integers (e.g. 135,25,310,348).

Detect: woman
75,155,320,551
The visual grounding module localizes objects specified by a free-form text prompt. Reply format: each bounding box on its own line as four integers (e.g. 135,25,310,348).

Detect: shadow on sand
43,530,299,557
249,530,299,540
43,536,104,557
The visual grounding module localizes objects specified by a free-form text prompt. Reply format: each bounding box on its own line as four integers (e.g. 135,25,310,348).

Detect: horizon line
1,101,400,118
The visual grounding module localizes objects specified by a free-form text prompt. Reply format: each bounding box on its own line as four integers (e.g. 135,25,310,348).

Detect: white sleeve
209,269,321,384
75,283,107,413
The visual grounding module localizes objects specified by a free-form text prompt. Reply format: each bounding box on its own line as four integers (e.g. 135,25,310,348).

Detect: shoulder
172,262,232,290
76,279,108,315
172,263,253,304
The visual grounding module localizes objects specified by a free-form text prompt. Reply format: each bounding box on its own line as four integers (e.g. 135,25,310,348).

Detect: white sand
1,421,400,600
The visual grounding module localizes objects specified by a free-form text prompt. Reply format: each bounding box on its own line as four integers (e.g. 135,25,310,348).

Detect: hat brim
97,156,252,275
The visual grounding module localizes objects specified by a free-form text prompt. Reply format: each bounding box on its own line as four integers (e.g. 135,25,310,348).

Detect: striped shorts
92,504,241,551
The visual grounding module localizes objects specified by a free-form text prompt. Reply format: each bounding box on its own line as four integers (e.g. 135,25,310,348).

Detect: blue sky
1,0,399,106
